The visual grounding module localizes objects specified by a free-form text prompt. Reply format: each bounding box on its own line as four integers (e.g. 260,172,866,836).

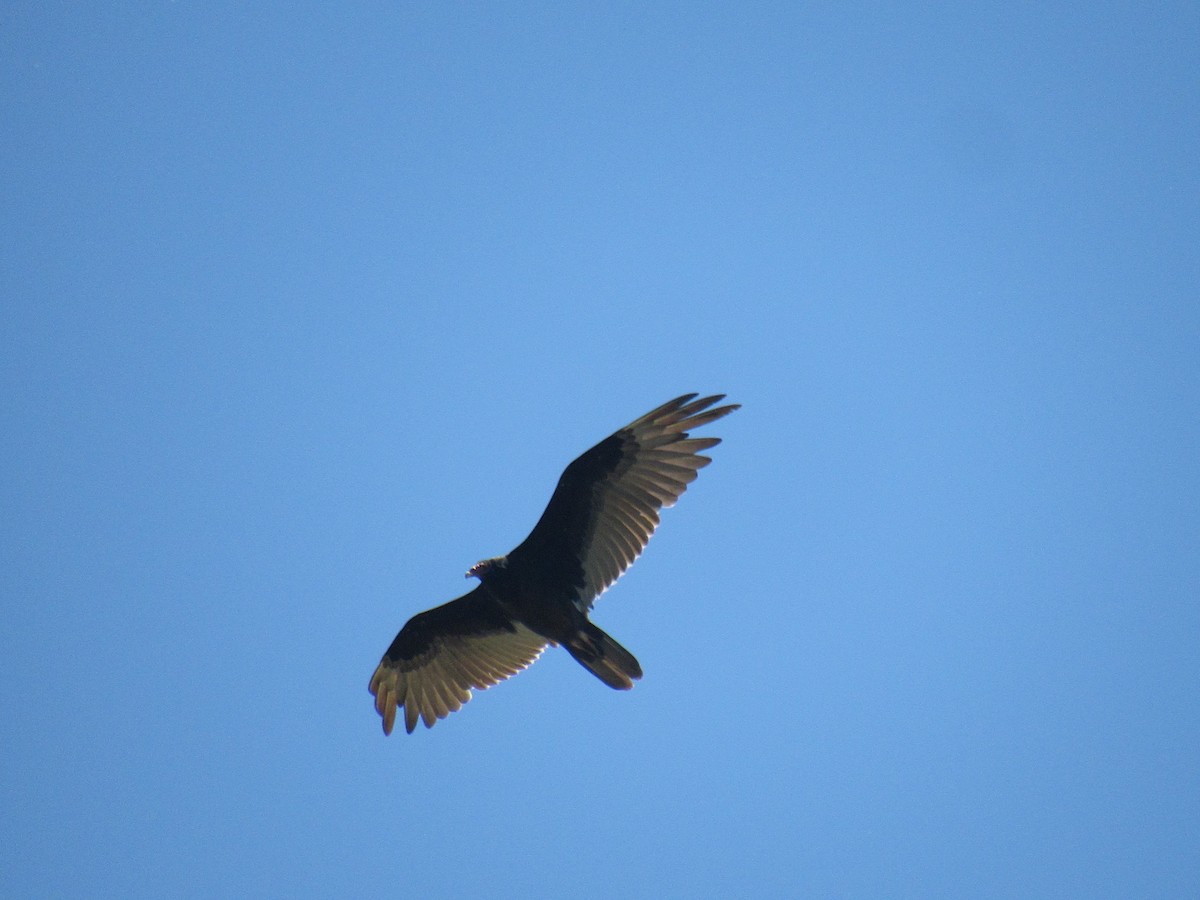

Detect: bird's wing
507,393,739,611
369,587,547,734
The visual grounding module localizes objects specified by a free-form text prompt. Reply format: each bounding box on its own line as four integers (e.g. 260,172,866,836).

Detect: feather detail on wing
509,393,739,611
368,588,547,734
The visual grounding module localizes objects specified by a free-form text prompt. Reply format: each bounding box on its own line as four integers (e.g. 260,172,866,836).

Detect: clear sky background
3,4,1198,897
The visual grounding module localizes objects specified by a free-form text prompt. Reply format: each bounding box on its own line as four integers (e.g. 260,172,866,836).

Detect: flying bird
369,393,739,734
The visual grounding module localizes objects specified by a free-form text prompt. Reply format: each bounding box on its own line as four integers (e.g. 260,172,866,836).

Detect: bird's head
465,556,507,580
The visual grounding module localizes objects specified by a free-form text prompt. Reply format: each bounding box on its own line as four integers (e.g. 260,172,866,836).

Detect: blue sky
3,3,1198,897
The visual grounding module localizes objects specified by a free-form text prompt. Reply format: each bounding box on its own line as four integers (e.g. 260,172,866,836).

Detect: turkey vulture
369,393,739,734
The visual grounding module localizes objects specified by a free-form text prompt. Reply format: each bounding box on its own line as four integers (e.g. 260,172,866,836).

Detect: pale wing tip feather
370,665,400,735
636,393,699,425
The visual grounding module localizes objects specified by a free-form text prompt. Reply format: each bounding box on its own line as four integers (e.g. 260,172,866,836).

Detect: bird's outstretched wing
369,588,547,734
507,393,739,611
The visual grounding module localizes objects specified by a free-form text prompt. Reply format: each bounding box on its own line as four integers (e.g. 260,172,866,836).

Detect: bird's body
369,393,738,734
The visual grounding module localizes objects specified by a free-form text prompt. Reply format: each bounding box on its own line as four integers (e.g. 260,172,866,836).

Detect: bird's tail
564,622,643,690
